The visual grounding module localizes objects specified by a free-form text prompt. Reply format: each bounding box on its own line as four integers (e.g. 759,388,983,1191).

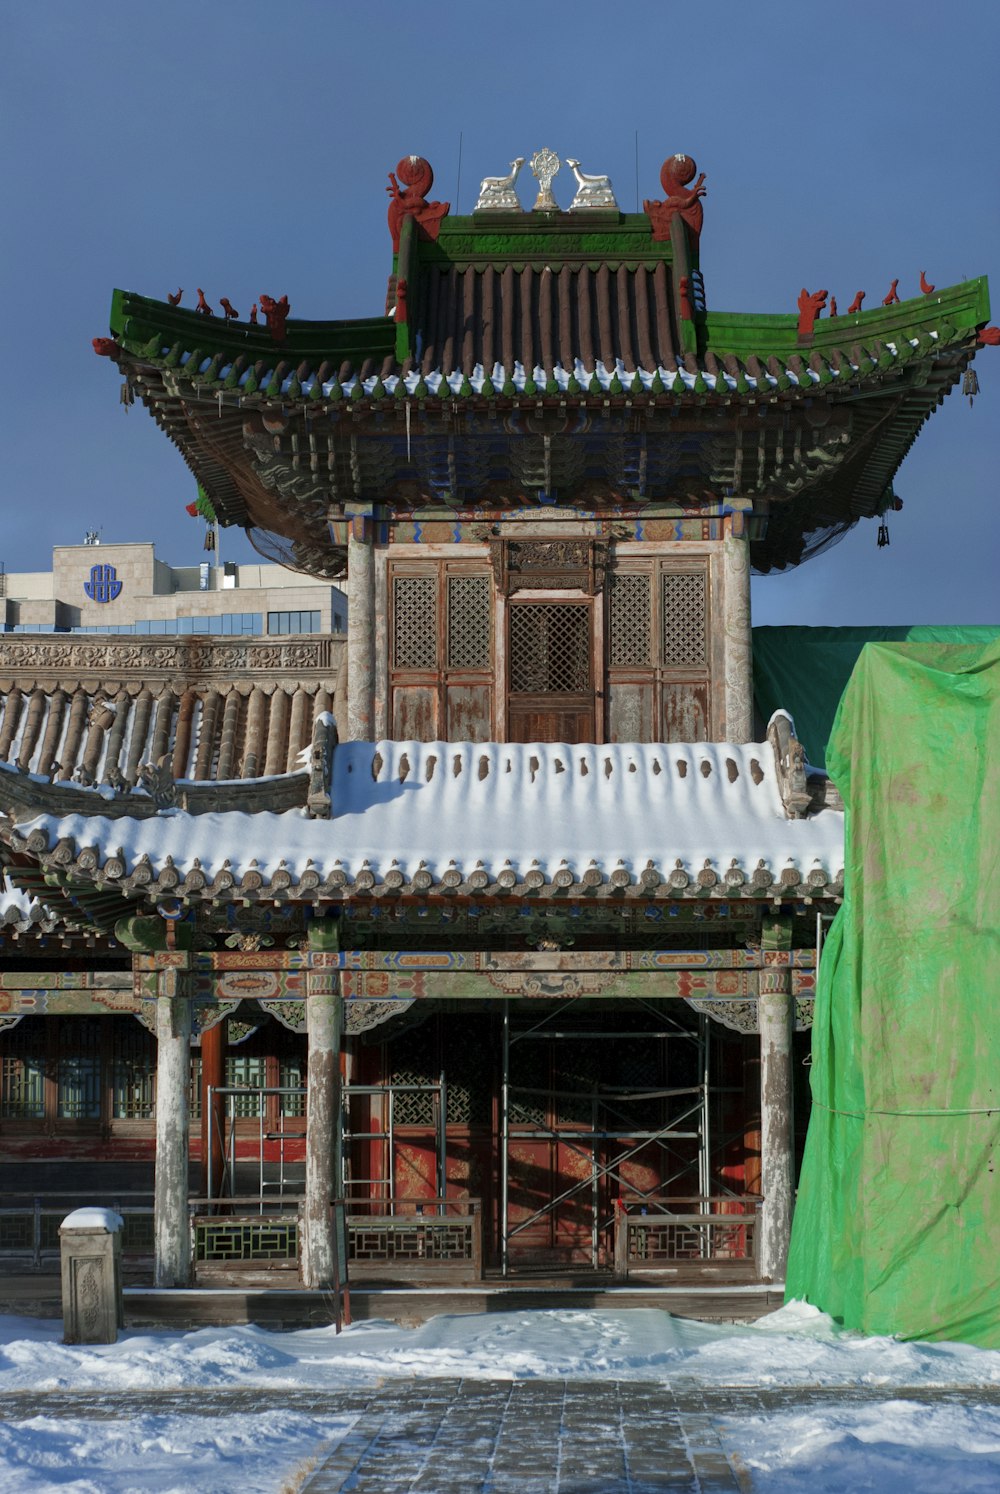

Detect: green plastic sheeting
753,626,1000,769
785,641,1000,1347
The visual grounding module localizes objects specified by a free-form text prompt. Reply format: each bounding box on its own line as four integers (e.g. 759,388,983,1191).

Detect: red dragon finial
797,288,828,338
643,153,707,245
386,156,450,252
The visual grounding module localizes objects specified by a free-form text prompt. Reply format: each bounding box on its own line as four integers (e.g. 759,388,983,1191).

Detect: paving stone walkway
6,1381,1000,1492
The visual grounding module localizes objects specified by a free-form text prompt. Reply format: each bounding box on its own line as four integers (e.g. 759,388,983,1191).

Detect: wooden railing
613,1196,761,1277
0,1193,154,1269
189,1196,483,1285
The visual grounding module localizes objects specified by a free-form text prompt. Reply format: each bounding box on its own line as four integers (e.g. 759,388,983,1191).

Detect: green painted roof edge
704,277,989,359
109,290,396,365
418,211,675,269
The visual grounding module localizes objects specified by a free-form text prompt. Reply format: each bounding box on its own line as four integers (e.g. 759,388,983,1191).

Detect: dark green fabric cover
753,626,1000,769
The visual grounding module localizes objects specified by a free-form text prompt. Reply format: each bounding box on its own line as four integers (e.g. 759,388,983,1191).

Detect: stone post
301,934,342,1289
60,1208,125,1344
346,508,374,741
758,919,794,1282
723,516,753,743
154,958,192,1287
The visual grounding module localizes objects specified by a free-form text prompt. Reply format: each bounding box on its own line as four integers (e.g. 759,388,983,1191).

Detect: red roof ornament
167,288,183,306
259,293,290,343
196,288,214,317
847,291,865,314
386,155,450,253
882,279,900,306
797,288,828,338
643,154,706,245
219,297,239,321
977,326,1000,345
919,270,935,296
92,337,120,357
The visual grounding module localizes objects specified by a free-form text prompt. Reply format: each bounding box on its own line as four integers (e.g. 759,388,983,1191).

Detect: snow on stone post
301,939,342,1289
153,956,193,1288
758,917,794,1282
59,1207,125,1344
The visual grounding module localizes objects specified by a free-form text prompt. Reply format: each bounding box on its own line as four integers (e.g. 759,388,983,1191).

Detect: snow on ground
3,1302,1000,1490
0,1410,356,1494
3,1300,999,1394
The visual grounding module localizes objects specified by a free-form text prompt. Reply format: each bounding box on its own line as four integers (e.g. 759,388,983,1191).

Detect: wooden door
507,599,596,743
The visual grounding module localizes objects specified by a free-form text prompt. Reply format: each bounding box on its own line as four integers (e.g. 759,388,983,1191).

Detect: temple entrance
507,599,596,742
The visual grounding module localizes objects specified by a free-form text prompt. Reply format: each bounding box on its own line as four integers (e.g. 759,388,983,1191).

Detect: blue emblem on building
84,563,123,603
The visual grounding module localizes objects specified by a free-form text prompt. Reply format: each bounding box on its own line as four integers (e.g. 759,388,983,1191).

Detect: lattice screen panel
447,574,491,669
510,605,591,693
609,573,651,667
661,572,707,667
392,576,438,670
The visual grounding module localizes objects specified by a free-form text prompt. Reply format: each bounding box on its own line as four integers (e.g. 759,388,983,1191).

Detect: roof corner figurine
565,159,618,211
643,154,706,244
386,155,450,251
474,157,525,212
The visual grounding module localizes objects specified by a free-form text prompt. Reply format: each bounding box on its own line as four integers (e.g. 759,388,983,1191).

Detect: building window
0,1021,46,1118
266,610,321,635
225,1054,267,1116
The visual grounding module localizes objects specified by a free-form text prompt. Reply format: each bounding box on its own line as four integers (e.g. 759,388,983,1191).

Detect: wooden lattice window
111,1021,155,1119
510,604,591,693
56,1018,101,1120
609,573,651,667
661,572,707,667
392,575,437,670
0,1019,45,1119
446,574,491,670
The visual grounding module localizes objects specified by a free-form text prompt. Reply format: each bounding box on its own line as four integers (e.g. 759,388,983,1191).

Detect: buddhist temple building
0,148,992,1295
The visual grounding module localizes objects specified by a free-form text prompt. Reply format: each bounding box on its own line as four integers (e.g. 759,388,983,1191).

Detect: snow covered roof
6,738,844,903
0,882,51,930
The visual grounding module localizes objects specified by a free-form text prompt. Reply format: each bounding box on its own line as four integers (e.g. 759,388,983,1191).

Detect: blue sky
4,2,998,623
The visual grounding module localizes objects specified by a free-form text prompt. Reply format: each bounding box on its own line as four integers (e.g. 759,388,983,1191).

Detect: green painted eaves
703,277,989,360
109,290,395,367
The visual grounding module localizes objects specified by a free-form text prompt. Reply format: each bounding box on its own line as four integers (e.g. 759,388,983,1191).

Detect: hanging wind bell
963,367,980,408
119,378,134,410
877,519,890,548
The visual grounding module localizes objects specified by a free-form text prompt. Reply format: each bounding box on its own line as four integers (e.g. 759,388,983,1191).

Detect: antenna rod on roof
456,131,463,214
634,131,639,213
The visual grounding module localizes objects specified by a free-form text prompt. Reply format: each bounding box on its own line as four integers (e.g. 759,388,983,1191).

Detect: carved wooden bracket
489,538,609,595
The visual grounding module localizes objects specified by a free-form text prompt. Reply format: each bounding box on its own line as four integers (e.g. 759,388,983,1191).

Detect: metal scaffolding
499,998,718,1274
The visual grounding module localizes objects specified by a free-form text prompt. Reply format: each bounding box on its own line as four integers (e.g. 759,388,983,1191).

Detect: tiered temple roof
95,150,992,575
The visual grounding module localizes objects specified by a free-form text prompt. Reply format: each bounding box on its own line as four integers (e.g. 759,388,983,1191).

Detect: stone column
758,919,794,1282
723,516,753,743
154,959,192,1288
301,947,342,1289
346,508,374,741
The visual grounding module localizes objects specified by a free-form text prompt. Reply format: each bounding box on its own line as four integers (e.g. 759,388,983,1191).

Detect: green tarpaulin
753,626,1000,769
785,640,1000,1346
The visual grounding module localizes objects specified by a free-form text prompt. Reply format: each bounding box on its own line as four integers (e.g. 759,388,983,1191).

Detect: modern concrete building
1,542,347,637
